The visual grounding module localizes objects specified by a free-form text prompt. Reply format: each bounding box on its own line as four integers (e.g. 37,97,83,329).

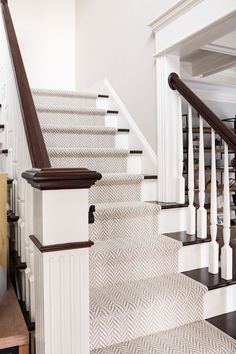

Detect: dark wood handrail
1,0,51,168
168,72,236,152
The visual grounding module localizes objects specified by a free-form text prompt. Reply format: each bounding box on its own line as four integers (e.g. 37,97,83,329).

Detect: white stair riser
115,133,129,149
97,98,109,110
179,243,209,272
159,208,187,234
204,285,236,319
141,179,157,201
33,94,97,108
38,112,106,127
127,155,142,174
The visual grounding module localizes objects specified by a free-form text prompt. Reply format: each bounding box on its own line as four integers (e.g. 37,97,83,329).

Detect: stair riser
89,212,159,241
38,112,106,127
44,132,117,149
90,249,179,288
204,285,236,319
89,179,156,204
33,94,97,108
179,243,209,272
50,155,128,173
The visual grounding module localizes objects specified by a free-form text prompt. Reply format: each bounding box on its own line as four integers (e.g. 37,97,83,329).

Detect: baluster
197,116,207,238
187,104,195,234
209,129,219,273
221,142,232,280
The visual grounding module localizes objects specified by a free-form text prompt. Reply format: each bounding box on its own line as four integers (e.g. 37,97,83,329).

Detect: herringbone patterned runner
91,320,236,353
35,88,235,353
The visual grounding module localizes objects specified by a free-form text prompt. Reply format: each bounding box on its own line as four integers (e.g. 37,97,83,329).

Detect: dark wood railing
0,0,102,189
1,0,50,168
168,72,236,152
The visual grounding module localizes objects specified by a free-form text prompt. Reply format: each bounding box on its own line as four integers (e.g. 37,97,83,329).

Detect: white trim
204,285,236,318
192,88,236,104
148,0,204,32
202,43,236,56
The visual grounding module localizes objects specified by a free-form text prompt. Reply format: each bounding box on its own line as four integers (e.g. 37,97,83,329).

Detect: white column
197,116,207,238
33,188,90,354
186,104,195,235
209,129,219,274
221,142,233,280
156,54,185,203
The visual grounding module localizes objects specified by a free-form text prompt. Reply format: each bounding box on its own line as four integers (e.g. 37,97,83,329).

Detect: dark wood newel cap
22,168,102,190
168,72,179,90
1,0,8,5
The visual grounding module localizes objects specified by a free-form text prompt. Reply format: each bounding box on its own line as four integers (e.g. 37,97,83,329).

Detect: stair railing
169,72,235,281
0,1,101,353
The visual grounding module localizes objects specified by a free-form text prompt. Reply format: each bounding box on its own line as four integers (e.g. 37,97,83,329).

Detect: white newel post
23,168,101,354
155,54,185,203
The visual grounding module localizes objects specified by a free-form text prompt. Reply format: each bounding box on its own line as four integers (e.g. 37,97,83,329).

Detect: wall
9,0,76,90
76,0,179,151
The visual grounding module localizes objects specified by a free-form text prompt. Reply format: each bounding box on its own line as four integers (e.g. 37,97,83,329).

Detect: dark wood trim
164,231,211,246
207,311,236,340
183,267,236,290
143,175,158,180
1,1,50,168
107,110,119,114
117,128,130,133
30,235,94,253
168,72,236,152
130,150,143,154
22,168,102,190
98,94,109,98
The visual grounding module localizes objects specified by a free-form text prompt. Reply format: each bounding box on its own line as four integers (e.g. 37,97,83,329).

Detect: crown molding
148,0,204,32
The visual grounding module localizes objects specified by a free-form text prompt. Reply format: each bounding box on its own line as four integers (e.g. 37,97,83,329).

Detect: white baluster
187,104,195,234
197,116,207,238
209,129,219,274
221,142,233,280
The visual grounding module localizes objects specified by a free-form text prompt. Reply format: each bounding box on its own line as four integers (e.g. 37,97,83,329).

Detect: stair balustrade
169,72,235,280
0,1,101,353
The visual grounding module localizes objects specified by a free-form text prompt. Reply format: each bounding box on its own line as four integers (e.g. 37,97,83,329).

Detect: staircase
29,88,236,353
1,1,236,353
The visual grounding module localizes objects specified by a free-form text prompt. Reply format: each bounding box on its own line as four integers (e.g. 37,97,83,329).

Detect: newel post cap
22,167,102,190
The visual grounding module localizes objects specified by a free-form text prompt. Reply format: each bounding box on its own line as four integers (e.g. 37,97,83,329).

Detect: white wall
76,0,179,151
9,0,76,90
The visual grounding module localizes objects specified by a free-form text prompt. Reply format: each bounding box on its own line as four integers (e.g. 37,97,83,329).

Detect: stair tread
92,173,157,184
48,147,142,157
32,88,98,99
94,201,161,217
90,273,207,348
91,234,182,259
90,273,207,321
41,125,118,134
183,267,236,290
207,311,236,340
90,235,182,288
48,147,129,156
164,231,211,246
91,320,236,353
36,104,107,115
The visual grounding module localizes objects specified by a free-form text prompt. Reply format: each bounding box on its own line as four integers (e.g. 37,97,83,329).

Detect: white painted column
186,104,195,234
209,129,219,274
156,54,185,203
221,143,233,280
33,188,90,354
197,116,207,238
